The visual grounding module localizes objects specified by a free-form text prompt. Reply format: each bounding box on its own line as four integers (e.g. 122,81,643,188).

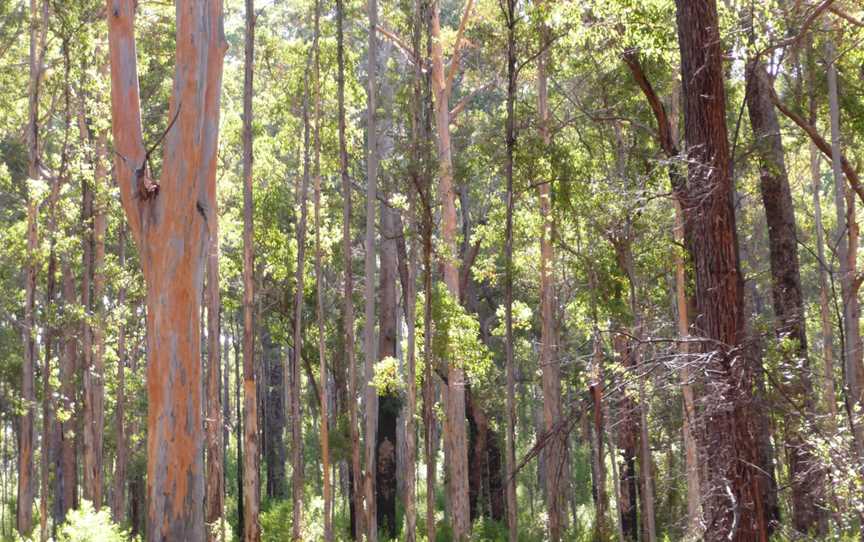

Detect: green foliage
56,501,136,542
417,283,493,385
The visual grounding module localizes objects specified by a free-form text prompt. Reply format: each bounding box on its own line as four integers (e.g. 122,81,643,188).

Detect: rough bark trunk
674,0,766,537
241,1,260,538
744,57,825,535
429,1,474,537
614,333,640,542
263,329,287,499
503,2,518,537
336,0,364,535
107,1,227,539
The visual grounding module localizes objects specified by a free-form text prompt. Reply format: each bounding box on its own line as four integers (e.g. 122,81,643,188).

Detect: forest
0,0,863,540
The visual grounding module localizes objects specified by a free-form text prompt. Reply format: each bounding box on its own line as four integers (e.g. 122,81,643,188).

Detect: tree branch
769,88,864,205
444,0,475,95
449,80,495,123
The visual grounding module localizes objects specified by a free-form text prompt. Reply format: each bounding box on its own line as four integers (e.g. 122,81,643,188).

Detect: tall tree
502,0,518,537
673,0,766,538
535,5,568,538
744,51,825,533
18,0,46,534
112,225,128,524
106,0,227,539
336,0,364,536
241,0,260,538
205,179,224,538
292,55,312,542
311,1,332,536
429,0,475,536
364,0,380,535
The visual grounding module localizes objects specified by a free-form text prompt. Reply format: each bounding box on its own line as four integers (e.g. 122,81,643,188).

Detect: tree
673,0,767,537
106,0,227,539
429,0,475,536
336,0,364,536
241,0,261,539
744,53,825,534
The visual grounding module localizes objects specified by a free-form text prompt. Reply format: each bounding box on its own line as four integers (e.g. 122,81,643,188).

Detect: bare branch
444,0,476,95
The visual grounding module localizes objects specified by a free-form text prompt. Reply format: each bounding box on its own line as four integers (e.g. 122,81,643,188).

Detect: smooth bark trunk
107,1,227,539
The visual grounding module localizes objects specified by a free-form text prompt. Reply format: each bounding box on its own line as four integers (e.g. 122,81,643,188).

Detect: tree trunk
241,1,260,538
826,31,864,462
336,0,364,535
107,1,227,539
535,10,568,538
503,2,518,533
262,328,287,499
674,0,766,538
205,193,225,539
376,205,399,538
311,4,332,535
744,57,825,535
18,0,44,533
429,1,474,536
234,321,245,539
112,225,128,524
614,333,640,542
364,0,380,536
292,59,312,542
59,258,78,518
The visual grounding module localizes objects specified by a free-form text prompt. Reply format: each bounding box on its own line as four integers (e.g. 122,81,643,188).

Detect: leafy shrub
56,500,135,542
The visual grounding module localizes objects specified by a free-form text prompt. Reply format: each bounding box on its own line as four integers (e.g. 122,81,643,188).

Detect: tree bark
106,1,227,539
376,205,399,538
673,0,767,538
336,0,364,535
241,1,260,538
59,257,78,518
112,225,128,524
291,60,311,542
744,57,825,534
311,4,332,535
364,0,380,536
205,217,225,539
18,0,45,534
825,29,864,463
429,1,474,537
503,1,518,535
535,9,568,539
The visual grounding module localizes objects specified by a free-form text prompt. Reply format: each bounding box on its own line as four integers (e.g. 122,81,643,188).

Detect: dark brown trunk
745,58,825,535
614,333,640,542
263,329,287,499
376,206,399,538
674,0,766,538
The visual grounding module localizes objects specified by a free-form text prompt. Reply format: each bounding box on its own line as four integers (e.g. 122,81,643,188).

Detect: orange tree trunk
107,1,227,540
